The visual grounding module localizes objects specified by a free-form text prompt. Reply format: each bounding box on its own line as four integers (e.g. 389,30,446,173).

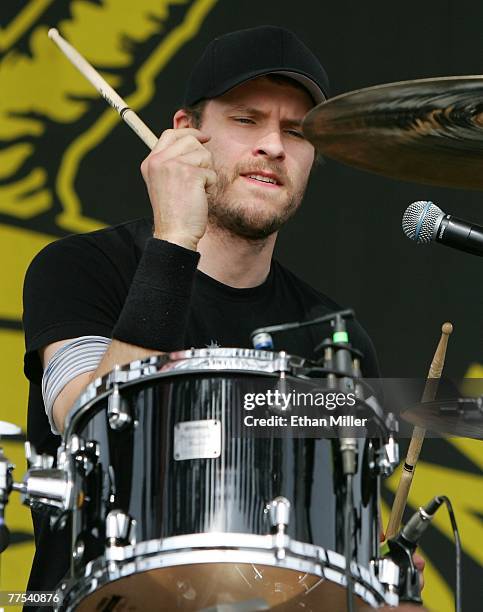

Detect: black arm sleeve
112,238,200,351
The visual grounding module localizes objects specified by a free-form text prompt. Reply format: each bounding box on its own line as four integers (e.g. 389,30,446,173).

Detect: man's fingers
151,128,210,153
177,149,213,169
202,168,218,190
164,161,216,189
152,135,211,164
413,551,425,572
412,551,425,591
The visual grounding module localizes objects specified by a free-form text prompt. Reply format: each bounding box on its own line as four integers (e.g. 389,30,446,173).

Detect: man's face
198,77,315,240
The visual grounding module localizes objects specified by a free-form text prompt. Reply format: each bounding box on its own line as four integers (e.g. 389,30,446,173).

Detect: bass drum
57,348,394,611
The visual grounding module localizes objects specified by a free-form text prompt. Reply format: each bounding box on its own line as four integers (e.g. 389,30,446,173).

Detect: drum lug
374,557,400,595
106,510,136,550
73,439,100,476
267,496,291,560
376,435,400,476
108,371,132,431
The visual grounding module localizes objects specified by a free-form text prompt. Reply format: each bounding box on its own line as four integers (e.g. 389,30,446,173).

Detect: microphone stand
386,496,446,605
385,536,422,604
318,313,361,612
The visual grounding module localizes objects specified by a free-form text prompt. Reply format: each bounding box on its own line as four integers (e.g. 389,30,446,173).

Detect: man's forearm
52,238,199,433
53,339,163,434
92,338,163,379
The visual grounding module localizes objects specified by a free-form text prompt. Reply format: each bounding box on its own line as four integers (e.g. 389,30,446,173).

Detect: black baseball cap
183,26,330,107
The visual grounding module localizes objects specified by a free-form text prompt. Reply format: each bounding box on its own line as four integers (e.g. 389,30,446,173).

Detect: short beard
207,163,306,241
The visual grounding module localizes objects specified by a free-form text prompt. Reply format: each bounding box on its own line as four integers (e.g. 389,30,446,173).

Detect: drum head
70,561,374,611
61,537,388,611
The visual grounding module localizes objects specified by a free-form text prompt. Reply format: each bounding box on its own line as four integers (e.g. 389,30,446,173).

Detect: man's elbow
52,371,95,434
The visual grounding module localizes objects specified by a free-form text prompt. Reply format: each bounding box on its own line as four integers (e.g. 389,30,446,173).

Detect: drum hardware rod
47,29,158,150
323,346,337,388
250,308,354,347
330,315,359,612
344,472,356,612
385,322,453,539
315,338,364,360
331,314,358,475
352,358,365,403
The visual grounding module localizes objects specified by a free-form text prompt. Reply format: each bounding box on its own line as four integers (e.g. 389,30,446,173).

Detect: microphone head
402,200,445,244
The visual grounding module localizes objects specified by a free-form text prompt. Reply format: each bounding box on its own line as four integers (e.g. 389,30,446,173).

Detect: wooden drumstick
385,322,453,539
48,28,158,150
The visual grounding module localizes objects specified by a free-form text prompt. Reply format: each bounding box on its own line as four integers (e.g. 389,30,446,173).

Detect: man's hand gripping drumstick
45,30,217,432
140,127,217,250
48,28,216,250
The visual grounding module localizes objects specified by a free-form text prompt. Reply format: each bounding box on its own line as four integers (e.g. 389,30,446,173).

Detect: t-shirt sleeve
23,236,126,385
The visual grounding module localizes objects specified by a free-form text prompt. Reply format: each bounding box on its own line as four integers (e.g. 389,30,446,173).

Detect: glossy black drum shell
70,369,381,574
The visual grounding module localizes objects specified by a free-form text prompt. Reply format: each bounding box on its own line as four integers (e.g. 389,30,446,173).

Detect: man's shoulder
40,217,151,256
26,218,152,277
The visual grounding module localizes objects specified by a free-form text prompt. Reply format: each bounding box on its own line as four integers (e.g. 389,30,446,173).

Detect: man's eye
286,129,304,139
234,117,255,124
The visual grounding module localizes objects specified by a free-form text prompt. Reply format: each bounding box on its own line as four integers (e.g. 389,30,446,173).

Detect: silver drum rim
64,348,309,437
57,533,397,611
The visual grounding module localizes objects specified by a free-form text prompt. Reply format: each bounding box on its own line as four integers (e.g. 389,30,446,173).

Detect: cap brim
203,68,327,106
272,71,327,104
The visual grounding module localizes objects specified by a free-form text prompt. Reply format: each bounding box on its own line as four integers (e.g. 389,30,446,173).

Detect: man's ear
173,109,191,128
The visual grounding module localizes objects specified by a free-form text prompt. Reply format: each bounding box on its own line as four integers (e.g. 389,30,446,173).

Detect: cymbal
302,76,483,190
402,397,483,439
0,421,21,437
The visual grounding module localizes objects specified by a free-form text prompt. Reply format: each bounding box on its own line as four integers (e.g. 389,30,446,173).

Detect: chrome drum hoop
57,533,397,611
64,348,308,437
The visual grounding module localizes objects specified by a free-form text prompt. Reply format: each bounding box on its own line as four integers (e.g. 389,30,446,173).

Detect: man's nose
253,129,286,160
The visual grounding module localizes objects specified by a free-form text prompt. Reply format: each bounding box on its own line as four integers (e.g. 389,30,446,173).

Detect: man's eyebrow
224,105,304,126
224,105,265,116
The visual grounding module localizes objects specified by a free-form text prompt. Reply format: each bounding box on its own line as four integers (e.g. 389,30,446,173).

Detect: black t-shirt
22,217,379,594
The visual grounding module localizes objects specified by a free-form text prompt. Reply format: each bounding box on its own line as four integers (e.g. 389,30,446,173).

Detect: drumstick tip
48,28,59,40
442,322,453,335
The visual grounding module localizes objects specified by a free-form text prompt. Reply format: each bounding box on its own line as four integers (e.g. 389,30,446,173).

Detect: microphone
396,496,444,547
402,201,483,257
